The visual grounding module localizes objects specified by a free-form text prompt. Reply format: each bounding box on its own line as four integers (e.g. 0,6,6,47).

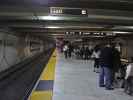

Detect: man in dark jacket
80,46,85,59
68,43,73,58
99,44,114,90
84,46,90,60
112,46,121,86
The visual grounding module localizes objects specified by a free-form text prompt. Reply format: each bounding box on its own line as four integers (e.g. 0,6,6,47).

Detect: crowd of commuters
63,42,133,95
63,44,93,60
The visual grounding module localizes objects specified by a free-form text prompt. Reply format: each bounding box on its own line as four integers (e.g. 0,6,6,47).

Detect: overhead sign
50,7,87,16
50,7,63,14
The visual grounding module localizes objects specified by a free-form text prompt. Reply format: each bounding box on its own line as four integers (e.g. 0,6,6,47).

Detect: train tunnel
0,0,133,100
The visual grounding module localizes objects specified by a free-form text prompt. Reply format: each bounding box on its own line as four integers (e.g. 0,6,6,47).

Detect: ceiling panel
1,0,133,38
0,0,133,11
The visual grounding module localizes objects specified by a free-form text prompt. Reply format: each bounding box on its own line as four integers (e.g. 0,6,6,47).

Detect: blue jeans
99,66,112,89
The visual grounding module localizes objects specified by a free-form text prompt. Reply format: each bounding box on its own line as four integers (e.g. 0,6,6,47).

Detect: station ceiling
0,0,133,39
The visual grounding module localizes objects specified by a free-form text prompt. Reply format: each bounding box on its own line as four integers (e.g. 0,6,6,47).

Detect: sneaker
105,87,114,90
99,85,105,87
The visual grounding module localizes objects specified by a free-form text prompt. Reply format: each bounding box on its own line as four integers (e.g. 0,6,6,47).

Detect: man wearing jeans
99,44,114,90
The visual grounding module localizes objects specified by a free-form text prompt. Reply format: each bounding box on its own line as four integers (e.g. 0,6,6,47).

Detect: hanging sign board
50,7,87,16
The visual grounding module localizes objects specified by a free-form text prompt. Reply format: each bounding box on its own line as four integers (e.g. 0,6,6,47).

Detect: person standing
124,57,133,95
80,46,85,60
84,46,90,60
99,44,114,90
63,44,68,59
92,49,100,72
68,43,73,58
112,45,121,87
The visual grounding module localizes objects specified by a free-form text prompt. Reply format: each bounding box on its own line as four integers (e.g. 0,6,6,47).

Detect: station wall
0,31,46,72
0,32,20,71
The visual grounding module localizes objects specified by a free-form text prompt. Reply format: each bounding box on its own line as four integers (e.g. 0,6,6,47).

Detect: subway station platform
31,50,133,100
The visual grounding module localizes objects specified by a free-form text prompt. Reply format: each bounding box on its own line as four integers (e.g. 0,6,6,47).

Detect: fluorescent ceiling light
46,26,103,29
114,26,133,29
83,36,105,37
45,26,61,29
94,32,100,35
83,32,91,35
51,34,64,36
113,31,130,34
125,26,133,29
90,36,105,37
106,33,116,36
39,16,61,20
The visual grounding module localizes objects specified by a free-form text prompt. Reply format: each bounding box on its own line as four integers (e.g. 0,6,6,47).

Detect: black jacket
112,48,121,72
99,47,114,68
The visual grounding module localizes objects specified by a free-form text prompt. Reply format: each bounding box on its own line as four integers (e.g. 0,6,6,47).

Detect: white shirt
63,45,68,51
125,63,133,79
92,51,100,59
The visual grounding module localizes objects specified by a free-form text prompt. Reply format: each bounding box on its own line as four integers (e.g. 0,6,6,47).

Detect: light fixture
82,10,87,15
113,31,130,34
45,26,61,29
101,33,104,35
79,32,82,35
113,26,133,29
66,32,69,35
93,32,100,35
86,36,105,38
39,16,61,20
52,34,65,36
74,39,82,42
124,26,133,29
106,33,116,36
83,32,91,35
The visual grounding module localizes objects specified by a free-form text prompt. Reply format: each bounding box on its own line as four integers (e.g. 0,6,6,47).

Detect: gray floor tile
53,53,133,100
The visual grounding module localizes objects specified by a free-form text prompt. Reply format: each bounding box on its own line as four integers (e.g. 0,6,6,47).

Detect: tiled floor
53,54,133,100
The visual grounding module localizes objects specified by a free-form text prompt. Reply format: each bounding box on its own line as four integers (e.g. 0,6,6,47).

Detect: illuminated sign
82,10,87,15
50,7,63,14
50,7,87,15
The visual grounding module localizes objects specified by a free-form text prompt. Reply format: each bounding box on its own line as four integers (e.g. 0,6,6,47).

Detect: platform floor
53,53,133,100
30,50,56,100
